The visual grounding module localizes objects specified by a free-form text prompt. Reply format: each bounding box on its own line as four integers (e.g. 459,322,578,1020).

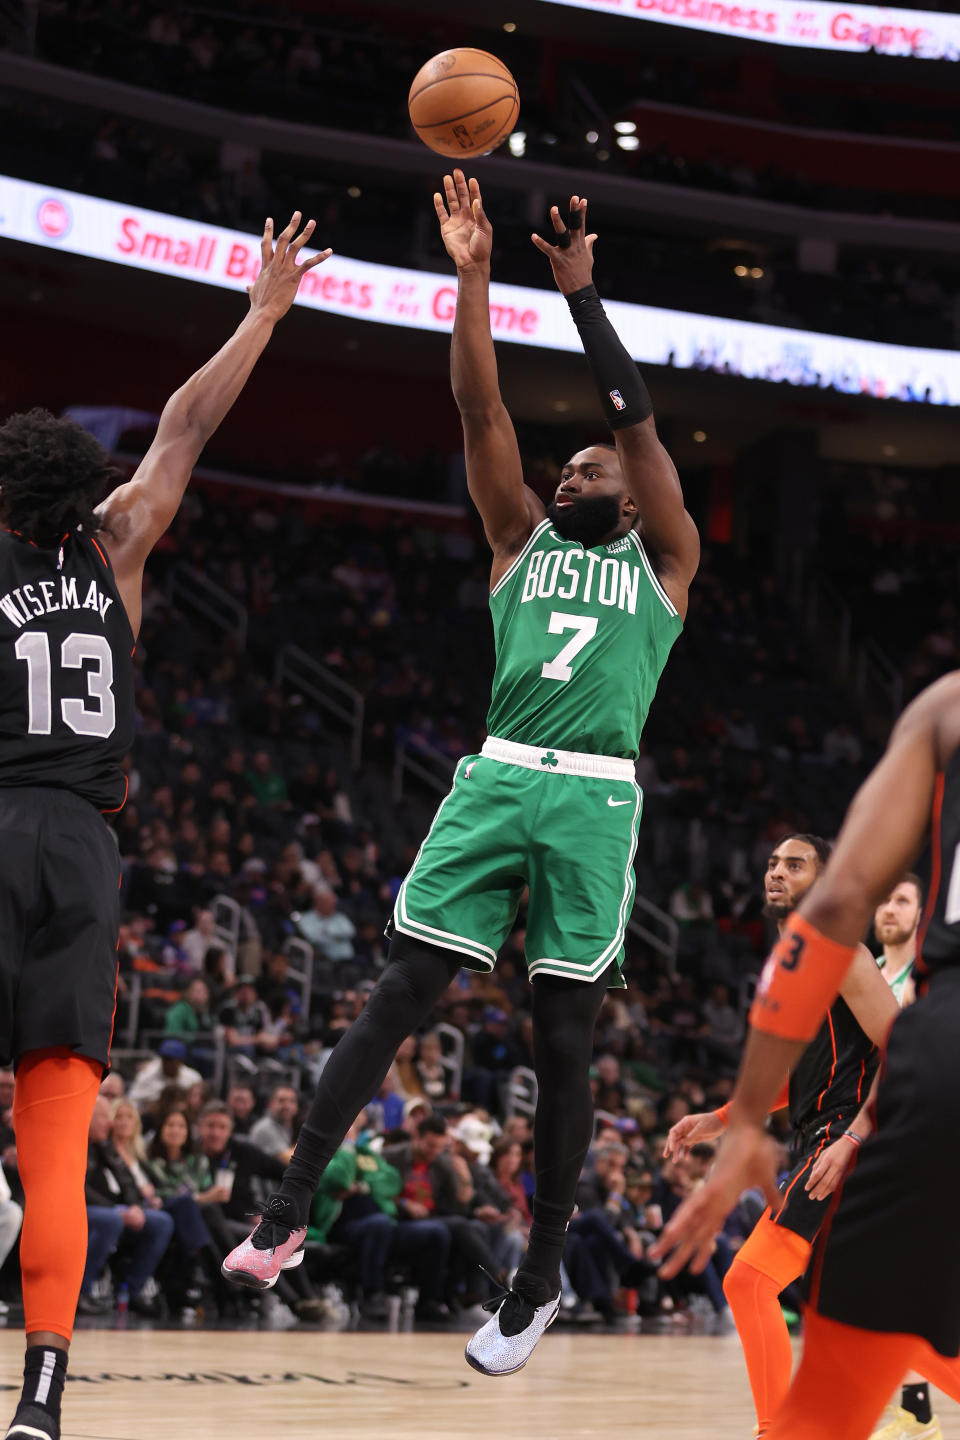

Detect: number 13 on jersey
541,612,599,683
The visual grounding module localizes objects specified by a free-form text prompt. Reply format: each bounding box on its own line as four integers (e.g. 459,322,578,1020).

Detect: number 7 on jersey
541,612,598,683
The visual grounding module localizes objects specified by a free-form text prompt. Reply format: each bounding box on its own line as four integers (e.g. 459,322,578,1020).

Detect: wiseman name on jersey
0,576,114,630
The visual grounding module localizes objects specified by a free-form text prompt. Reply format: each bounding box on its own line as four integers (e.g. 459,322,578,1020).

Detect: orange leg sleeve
13,1048,103,1344
724,1210,813,1432
768,1310,923,1440
917,1344,960,1406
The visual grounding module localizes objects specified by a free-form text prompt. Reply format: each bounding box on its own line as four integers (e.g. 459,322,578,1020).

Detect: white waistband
481,736,636,781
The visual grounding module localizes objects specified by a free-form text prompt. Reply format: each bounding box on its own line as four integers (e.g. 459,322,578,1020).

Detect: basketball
408,48,519,158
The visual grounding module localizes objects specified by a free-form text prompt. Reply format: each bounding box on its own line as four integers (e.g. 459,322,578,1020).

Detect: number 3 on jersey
541,611,598,683
16,631,116,738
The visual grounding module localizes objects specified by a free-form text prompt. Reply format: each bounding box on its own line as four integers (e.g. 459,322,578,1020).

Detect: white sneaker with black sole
464,1285,561,1376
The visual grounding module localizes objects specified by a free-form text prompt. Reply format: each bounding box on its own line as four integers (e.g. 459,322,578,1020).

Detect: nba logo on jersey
464,761,477,779
609,390,626,411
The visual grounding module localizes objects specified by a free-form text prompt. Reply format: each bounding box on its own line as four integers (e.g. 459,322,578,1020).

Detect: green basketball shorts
392,736,643,986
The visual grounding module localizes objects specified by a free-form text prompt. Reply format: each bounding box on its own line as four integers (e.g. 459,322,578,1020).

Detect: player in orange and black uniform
0,213,329,1440
666,835,897,1436
656,671,960,1439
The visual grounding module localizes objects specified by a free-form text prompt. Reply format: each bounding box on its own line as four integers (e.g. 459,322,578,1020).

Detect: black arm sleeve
565,284,653,431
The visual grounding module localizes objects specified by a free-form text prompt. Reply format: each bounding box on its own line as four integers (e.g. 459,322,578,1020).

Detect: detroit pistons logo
37,198,71,240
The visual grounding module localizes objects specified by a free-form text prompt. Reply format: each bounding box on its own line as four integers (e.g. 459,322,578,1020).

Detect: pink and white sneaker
221,1195,307,1291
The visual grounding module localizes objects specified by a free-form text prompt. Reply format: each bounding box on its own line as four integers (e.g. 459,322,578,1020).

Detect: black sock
901,1382,932,1425
16,1347,67,1426
515,1197,571,1304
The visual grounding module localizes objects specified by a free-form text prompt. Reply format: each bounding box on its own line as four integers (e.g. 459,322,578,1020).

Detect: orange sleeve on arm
715,1075,789,1129
749,913,856,1042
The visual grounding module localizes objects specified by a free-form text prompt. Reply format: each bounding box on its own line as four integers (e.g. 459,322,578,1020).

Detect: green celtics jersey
485,518,683,758
879,954,915,1006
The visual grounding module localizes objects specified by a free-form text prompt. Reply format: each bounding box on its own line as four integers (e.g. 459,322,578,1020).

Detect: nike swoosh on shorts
607,797,632,807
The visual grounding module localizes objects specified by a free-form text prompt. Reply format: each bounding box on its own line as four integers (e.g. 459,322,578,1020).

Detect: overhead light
347,185,361,199
614,121,637,135
542,133,557,146
734,264,748,277
750,266,764,279
586,129,599,144
616,135,640,151
693,430,707,443
503,21,517,31
508,131,526,157
882,444,897,457
552,400,570,413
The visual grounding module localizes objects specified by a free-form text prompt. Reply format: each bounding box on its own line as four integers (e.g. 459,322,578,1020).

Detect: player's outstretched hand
531,196,598,296
651,1122,781,1278
434,170,492,273
804,1136,857,1201
663,1110,725,1163
247,212,332,322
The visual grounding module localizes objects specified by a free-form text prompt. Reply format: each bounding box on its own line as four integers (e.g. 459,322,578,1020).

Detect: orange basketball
408,48,519,159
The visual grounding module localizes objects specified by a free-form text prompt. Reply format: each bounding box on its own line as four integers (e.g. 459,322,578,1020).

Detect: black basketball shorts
0,786,121,1072
805,972,960,1355
774,1113,853,1245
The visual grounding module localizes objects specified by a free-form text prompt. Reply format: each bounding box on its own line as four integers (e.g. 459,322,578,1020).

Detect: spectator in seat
384,1115,505,1308
699,982,744,1071
593,1054,628,1116
295,887,356,964
128,1039,202,1112
450,1116,526,1274
164,976,215,1039
217,974,279,1055
196,1102,326,1321
181,909,223,973
244,749,288,809
164,976,217,1075
80,1098,175,1317
249,1085,299,1162
470,1007,523,1111
309,1112,450,1322
416,1031,453,1103
110,1098,213,1310
226,1084,259,1136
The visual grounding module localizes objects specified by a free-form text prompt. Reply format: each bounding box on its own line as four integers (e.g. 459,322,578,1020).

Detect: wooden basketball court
2,1328,958,1439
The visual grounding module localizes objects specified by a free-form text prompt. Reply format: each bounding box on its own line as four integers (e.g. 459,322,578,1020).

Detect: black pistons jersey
917,743,960,976
788,992,877,1136
0,529,135,810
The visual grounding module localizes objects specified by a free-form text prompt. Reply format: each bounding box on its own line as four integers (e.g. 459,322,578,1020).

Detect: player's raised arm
436,170,541,571
532,198,699,615
96,212,332,635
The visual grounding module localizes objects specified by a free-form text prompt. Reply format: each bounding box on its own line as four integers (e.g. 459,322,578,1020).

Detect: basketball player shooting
222,169,700,1377
0,212,329,1440
664,836,897,1437
653,671,960,1438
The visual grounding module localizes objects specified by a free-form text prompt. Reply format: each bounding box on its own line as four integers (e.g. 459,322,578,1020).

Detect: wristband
841,1131,863,1147
714,1103,731,1129
749,913,856,1042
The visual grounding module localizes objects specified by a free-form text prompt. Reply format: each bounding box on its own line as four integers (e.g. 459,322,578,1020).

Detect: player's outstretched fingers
434,191,449,224
290,218,317,254
301,246,333,273
443,173,460,212
453,168,471,209
274,211,301,264
260,217,274,268
549,204,571,250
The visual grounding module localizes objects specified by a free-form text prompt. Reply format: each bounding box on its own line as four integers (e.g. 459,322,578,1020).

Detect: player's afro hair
0,408,117,548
